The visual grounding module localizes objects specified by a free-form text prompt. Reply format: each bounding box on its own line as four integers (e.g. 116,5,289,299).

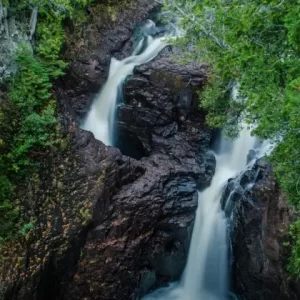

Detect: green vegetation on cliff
0,0,92,242
0,45,58,239
162,0,300,277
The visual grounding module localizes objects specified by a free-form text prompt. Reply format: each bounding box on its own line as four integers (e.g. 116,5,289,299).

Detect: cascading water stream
144,126,271,300
81,20,168,145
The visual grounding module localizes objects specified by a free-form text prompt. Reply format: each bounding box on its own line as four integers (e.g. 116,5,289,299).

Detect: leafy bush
20,223,35,237
0,45,59,241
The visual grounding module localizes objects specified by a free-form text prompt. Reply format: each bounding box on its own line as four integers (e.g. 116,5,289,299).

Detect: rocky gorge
0,0,299,300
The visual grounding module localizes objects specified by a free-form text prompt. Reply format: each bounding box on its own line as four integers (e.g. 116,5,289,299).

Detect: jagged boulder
230,161,300,300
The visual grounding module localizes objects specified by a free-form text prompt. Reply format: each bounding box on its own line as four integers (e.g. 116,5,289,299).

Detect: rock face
0,127,143,300
227,159,300,300
64,132,214,300
117,48,208,156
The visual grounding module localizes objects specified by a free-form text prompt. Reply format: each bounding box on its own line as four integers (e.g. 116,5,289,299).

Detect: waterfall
144,126,271,300
81,21,168,146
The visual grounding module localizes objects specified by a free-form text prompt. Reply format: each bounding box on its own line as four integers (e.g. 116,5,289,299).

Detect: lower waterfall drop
81,20,168,146
144,126,269,300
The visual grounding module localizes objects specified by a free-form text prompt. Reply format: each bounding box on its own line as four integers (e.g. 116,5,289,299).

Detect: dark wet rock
222,185,245,216
255,156,268,169
118,47,208,151
230,163,300,300
153,122,178,138
216,159,300,299
56,3,214,297
247,149,256,164
0,123,144,300
239,169,256,188
221,178,239,211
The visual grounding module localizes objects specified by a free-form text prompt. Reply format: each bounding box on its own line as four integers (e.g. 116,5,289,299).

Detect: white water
144,125,272,300
81,21,168,145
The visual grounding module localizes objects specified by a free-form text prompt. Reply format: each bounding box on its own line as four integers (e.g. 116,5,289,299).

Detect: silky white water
143,125,271,300
81,21,168,145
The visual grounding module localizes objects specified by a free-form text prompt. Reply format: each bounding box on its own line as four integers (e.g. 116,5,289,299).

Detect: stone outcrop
0,127,143,300
227,159,300,300
53,1,215,298
117,48,208,156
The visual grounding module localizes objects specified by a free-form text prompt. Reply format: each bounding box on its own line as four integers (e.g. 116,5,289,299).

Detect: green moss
92,0,132,22
287,219,300,278
79,207,92,225
96,170,106,187
20,223,34,237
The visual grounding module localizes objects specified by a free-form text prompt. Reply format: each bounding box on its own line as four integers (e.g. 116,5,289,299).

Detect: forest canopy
162,0,300,276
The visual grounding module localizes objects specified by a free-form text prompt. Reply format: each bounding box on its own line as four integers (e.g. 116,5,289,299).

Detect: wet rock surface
117,47,208,155
0,124,143,300
54,1,215,298
63,129,214,300
227,160,300,300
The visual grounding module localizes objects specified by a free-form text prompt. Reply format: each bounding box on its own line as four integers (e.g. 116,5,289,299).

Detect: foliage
0,45,58,241
20,222,34,237
162,0,300,277
0,200,19,241
79,207,92,225
0,0,93,242
287,219,300,277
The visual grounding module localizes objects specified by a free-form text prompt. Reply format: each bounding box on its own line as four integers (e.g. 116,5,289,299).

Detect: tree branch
166,0,231,50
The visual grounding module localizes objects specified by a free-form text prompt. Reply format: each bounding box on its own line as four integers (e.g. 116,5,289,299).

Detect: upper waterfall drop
81,21,169,146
